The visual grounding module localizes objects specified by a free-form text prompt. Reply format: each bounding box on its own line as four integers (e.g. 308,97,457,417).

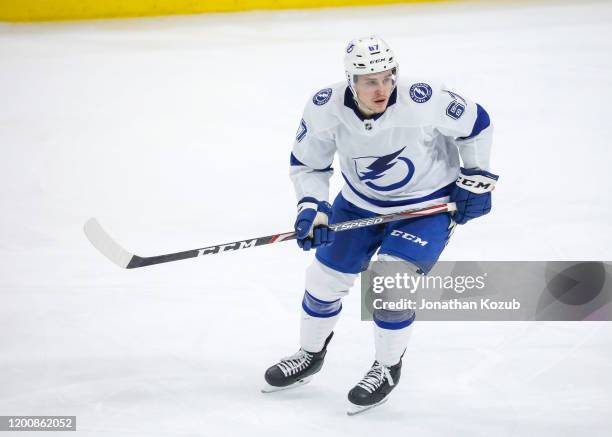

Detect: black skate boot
347,358,403,415
262,332,333,393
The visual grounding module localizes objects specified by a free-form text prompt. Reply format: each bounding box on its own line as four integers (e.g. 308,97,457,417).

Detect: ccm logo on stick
198,239,257,256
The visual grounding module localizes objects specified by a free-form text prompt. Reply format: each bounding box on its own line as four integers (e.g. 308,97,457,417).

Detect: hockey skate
261,332,333,393
347,358,402,416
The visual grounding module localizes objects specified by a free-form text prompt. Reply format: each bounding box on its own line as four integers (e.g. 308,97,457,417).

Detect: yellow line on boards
0,0,454,22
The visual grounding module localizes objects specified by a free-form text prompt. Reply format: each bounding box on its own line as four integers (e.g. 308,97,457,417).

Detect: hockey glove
450,168,499,224
294,199,335,251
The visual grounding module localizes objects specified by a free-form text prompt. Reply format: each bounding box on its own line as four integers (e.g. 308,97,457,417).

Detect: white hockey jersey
290,79,493,214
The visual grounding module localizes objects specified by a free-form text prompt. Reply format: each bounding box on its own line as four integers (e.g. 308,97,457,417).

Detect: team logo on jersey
443,89,466,120
409,83,433,103
353,147,415,192
313,88,333,106
296,118,307,142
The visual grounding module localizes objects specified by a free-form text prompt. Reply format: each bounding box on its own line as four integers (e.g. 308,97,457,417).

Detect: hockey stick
84,202,456,269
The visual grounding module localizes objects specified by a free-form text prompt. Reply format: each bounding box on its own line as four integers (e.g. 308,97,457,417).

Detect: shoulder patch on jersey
443,90,466,120
409,83,433,103
313,88,333,106
296,118,307,142
446,100,466,120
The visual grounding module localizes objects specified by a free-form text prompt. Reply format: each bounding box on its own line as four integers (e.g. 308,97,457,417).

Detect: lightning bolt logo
353,147,416,192
414,88,426,98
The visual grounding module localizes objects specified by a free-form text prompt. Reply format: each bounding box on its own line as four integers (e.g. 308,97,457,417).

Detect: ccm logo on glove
456,173,496,194
450,168,499,225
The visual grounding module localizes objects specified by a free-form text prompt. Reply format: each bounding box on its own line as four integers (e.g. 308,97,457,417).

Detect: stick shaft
86,202,456,269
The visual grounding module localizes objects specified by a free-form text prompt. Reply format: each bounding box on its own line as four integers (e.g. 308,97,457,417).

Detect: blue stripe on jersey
459,103,490,140
342,173,454,207
290,152,305,166
290,153,333,172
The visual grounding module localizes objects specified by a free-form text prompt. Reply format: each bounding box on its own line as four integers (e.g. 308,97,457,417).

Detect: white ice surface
1,0,611,435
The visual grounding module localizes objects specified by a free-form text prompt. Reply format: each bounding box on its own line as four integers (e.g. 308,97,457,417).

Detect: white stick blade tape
83,218,134,268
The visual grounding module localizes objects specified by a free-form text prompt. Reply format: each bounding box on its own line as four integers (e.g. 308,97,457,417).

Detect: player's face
354,70,395,114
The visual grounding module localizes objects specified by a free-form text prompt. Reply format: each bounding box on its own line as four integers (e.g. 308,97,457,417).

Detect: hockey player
263,36,498,415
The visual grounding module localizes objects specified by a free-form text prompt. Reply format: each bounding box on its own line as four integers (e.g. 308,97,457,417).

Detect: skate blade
347,397,388,416
261,376,313,393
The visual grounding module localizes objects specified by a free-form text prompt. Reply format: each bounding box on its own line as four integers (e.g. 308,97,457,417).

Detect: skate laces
357,361,394,393
277,349,313,377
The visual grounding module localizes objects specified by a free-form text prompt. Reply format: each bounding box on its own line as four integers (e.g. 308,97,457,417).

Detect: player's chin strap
355,99,378,118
